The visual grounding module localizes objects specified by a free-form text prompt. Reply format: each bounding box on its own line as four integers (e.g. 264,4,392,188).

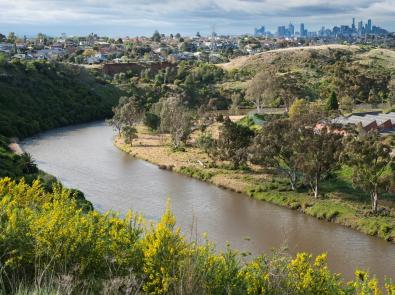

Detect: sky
0,0,394,37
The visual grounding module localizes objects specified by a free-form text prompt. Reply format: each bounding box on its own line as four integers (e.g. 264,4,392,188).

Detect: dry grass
115,125,269,193
219,45,360,70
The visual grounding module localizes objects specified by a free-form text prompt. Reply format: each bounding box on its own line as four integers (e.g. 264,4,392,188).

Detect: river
22,122,395,281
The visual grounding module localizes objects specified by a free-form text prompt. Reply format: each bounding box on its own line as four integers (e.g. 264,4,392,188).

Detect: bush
0,178,393,294
143,112,160,131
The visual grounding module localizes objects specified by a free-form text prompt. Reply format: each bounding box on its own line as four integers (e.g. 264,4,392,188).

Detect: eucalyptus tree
251,119,299,190
296,124,343,198
245,69,276,113
342,132,394,213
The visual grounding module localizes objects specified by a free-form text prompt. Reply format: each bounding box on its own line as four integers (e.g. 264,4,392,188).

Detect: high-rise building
358,21,363,34
277,26,286,37
254,26,265,36
288,23,295,36
300,23,305,37
367,19,372,33
352,18,356,31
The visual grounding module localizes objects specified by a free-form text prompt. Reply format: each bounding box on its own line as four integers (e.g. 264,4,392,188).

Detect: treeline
1,178,393,294
0,58,122,138
112,61,252,111
110,48,395,118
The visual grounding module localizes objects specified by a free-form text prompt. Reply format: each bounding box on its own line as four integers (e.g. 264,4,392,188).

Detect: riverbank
115,126,395,243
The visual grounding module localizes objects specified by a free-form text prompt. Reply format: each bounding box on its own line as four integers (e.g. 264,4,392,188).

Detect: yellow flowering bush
141,201,188,294
287,253,347,295
0,177,393,294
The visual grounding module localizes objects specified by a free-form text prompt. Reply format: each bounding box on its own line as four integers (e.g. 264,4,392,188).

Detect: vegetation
227,46,395,109
0,59,122,138
116,96,395,242
210,118,255,169
342,132,395,212
159,97,194,149
1,178,394,294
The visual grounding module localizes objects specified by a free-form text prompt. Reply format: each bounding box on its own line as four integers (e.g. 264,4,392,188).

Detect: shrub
143,112,161,131
0,178,393,294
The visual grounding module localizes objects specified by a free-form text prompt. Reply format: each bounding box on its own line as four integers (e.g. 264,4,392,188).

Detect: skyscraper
277,26,286,37
352,18,356,31
300,23,305,37
358,20,363,34
367,19,372,33
288,23,295,36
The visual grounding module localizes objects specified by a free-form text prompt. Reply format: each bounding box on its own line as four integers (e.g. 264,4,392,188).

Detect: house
332,112,395,134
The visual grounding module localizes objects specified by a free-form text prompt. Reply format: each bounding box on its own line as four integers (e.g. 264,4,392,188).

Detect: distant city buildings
254,18,389,39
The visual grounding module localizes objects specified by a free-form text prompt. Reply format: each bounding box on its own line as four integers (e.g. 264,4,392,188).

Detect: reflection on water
22,122,395,280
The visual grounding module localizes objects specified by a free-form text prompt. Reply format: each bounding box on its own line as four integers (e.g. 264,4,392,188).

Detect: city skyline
256,18,389,38
0,0,394,37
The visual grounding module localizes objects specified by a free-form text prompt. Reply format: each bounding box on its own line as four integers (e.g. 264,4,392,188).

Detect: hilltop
220,45,395,72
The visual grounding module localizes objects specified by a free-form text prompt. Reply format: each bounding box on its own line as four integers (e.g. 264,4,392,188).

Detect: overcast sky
1,0,394,37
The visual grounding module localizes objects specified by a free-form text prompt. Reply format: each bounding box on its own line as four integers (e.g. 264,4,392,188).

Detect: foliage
296,125,343,198
121,125,138,145
245,69,276,112
288,98,310,121
326,91,339,111
251,119,299,190
0,60,121,138
179,166,214,181
143,113,161,131
213,118,254,169
159,97,194,149
0,179,393,294
232,47,395,108
196,132,216,158
342,132,394,213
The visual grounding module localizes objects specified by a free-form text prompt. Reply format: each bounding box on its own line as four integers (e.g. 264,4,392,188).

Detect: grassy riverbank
115,126,395,243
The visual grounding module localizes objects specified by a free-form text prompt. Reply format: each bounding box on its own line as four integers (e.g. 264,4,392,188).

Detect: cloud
0,0,393,36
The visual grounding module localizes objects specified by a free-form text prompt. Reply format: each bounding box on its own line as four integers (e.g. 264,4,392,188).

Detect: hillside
219,45,395,106
220,45,395,72
0,60,122,138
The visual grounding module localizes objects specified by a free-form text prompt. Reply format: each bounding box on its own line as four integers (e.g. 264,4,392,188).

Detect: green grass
178,166,215,181
248,173,395,242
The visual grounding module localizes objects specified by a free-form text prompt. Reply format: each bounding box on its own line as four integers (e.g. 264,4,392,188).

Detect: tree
107,107,123,135
288,99,309,121
296,125,343,198
121,125,138,145
160,97,194,149
0,33,6,42
143,112,160,131
342,132,394,213
0,53,7,66
389,79,395,106
152,30,161,42
214,117,254,168
275,71,306,112
108,97,144,143
340,95,353,113
245,69,276,113
18,153,38,174
326,91,339,111
251,119,299,190
7,32,16,43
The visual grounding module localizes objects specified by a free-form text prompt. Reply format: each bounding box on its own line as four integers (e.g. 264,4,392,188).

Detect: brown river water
21,122,395,281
